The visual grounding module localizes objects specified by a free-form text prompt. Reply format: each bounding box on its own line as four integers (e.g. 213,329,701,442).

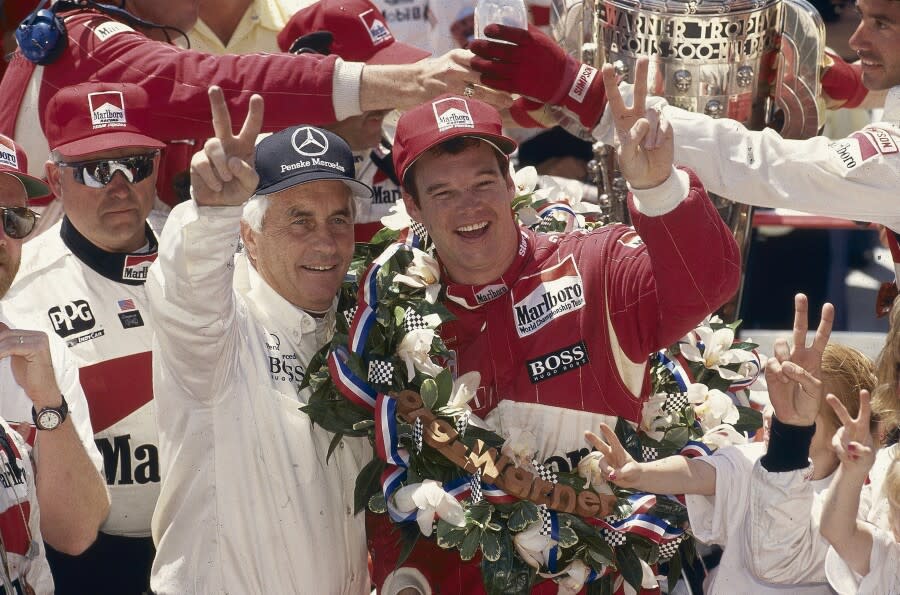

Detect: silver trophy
550,0,825,319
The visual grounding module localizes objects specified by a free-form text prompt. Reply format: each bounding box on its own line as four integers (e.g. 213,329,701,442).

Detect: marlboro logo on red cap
359,9,391,45
88,91,127,130
0,141,19,170
432,97,475,133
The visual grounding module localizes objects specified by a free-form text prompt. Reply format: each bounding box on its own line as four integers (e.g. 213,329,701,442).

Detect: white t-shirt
825,525,900,594
685,443,834,594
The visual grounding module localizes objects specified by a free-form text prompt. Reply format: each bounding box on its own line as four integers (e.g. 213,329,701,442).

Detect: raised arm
820,391,876,577
146,87,263,401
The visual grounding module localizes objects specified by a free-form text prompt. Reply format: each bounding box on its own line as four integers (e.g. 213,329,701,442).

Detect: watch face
37,409,61,430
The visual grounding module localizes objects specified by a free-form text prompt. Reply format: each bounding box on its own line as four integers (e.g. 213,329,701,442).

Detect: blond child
819,392,900,593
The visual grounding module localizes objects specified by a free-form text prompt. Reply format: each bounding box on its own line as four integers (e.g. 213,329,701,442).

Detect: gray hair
240,184,359,234
241,194,269,233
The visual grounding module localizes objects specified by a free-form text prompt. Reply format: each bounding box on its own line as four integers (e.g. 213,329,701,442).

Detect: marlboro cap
392,94,517,184
0,134,50,198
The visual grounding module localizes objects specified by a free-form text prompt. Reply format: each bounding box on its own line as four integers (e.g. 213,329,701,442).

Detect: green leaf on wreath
557,525,579,548
460,528,483,561
368,492,387,514
394,306,406,327
480,529,502,562
616,543,644,591
481,526,538,595
326,432,344,463
662,426,691,450
435,368,454,409
397,525,421,568
587,576,614,595
615,418,644,462
468,501,494,529
630,536,658,566
355,458,386,514
352,419,375,431
436,518,468,549
732,405,764,434
666,543,683,589
508,501,541,532
420,378,439,410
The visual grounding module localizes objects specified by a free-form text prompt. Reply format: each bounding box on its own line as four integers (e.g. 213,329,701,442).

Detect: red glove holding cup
821,50,868,108
470,24,607,127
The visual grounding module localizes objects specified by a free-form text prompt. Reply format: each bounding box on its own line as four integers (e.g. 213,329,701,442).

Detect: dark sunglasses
57,151,159,188
0,206,39,239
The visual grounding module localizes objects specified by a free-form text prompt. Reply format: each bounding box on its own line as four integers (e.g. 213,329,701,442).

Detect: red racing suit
0,5,355,205
368,168,741,594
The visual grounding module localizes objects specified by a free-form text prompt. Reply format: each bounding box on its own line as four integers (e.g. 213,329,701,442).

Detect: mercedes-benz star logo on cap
291,126,329,157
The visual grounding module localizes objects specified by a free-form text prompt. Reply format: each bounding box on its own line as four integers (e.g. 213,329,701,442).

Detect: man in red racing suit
366,93,741,593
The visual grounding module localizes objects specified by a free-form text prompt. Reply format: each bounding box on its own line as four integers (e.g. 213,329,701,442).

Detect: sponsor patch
122,254,157,282
828,137,866,170
291,126,329,157
432,97,474,132
88,91,127,130
48,300,96,338
92,21,134,42
475,284,508,304
117,298,135,311
118,310,144,329
862,127,899,154
512,255,585,337
0,142,18,170
66,329,105,347
359,8,392,45
567,64,597,104
526,341,589,383
617,230,644,249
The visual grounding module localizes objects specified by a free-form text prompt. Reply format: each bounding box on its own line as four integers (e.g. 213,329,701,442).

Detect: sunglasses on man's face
57,151,159,188
0,206,39,240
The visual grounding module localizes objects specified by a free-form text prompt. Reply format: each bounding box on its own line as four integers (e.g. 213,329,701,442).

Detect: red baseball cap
392,94,517,184
43,82,166,159
277,0,430,65
0,134,50,198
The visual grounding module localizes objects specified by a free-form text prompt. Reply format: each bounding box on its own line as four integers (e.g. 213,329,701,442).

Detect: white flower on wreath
552,560,594,595
394,248,441,304
701,423,748,449
381,200,413,231
687,383,739,432
513,165,539,196
397,329,443,381
500,428,538,469
680,326,757,381
446,371,481,410
513,522,556,569
534,175,602,228
392,479,466,537
576,452,616,495
639,394,675,442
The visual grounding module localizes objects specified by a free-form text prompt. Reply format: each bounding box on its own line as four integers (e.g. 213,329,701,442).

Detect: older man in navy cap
147,88,373,594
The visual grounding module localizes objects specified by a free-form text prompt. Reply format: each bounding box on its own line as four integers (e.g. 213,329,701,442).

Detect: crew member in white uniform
2,82,169,593
148,89,372,594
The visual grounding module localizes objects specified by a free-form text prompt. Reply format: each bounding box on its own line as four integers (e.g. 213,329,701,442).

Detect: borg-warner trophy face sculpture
550,0,825,318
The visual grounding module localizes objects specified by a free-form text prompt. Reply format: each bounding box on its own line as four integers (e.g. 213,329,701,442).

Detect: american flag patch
118,299,135,311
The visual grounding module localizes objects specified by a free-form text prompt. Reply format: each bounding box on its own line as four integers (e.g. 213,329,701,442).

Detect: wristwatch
32,395,69,431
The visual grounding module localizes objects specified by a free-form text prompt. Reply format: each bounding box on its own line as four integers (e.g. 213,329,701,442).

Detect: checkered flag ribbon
658,535,684,560
410,220,428,240
532,459,558,485
413,417,424,453
469,470,483,504
455,411,470,437
641,445,659,462
368,359,394,385
539,504,553,536
663,392,690,413
403,309,430,333
602,519,627,547
343,305,358,326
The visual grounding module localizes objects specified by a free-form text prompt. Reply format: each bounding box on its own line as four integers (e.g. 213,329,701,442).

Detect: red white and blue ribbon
657,350,694,391
482,483,518,504
679,440,713,458
327,346,377,410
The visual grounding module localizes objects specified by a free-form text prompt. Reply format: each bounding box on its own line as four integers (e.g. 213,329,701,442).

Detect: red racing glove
470,24,607,127
509,97,552,128
822,50,868,108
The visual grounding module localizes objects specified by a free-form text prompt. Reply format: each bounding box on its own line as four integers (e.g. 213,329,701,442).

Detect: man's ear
401,191,424,225
240,220,259,268
45,161,62,197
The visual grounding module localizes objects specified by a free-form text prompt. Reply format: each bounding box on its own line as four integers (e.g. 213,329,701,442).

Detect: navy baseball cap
254,125,373,198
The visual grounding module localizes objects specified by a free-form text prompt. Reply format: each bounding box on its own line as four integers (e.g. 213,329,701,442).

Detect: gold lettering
424,419,458,448
462,440,501,482
550,484,578,514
